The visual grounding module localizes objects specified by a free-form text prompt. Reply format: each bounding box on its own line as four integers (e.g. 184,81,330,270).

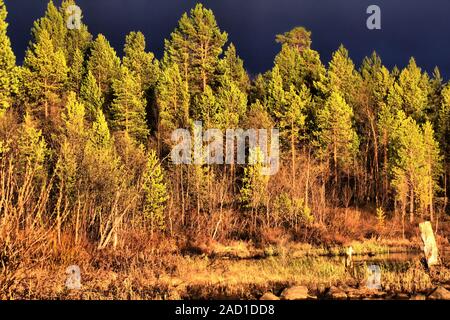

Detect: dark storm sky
4,0,450,78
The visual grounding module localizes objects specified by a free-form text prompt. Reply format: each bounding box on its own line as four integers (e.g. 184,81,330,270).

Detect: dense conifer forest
0,1,449,299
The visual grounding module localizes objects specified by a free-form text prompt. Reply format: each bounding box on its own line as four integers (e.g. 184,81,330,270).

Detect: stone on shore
280,286,309,300
427,286,450,300
260,292,280,300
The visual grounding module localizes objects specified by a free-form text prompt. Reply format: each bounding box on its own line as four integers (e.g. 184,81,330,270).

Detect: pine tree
439,85,450,210
240,147,269,213
30,1,67,56
62,91,86,141
110,66,149,143
281,85,309,188
67,48,85,92
324,45,362,108
274,44,303,91
80,70,104,122
23,28,68,119
60,0,92,62
214,75,247,130
164,3,228,94
420,121,441,220
17,113,48,180
266,65,286,117
275,27,312,52
318,91,359,185
156,63,190,148
360,52,394,204
123,31,159,92
388,58,430,122
87,34,121,98
142,149,168,233
0,0,17,116
217,43,250,92
193,85,217,128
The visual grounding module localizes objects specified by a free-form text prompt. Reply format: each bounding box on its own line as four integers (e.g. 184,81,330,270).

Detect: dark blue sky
4,0,450,78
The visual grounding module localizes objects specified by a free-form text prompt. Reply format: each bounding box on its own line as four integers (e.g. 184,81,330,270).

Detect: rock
419,221,439,267
280,286,309,300
394,293,410,300
427,286,450,300
260,292,280,300
410,295,426,300
326,286,347,300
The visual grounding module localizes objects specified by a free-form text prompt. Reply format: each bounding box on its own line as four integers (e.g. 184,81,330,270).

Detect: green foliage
390,111,442,219
123,31,160,92
164,3,227,94
274,192,314,227
80,70,104,121
376,207,386,227
214,75,247,129
156,63,190,146
240,147,269,210
323,45,362,107
142,150,169,232
317,91,359,171
276,27,312,51
17,114,48,179
23,28,68,117
388,58,431,122
31,1,67,56
111,66,149,143
218,43,250,92
87,34,121,97
0,0,17,116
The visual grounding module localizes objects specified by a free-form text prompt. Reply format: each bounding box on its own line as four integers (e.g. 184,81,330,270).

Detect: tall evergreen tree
123,31,159,92
23,28,68,119
87,34,121,98
31,1,67,56
214,75,247,130
324,45,362,108
163,3,228,94
217,43,250,92
0,0,17,116
156,63,190,148
275,26,312,52
80,70,104,122
142,149,168,233
388,58,430,122
110,66,149,143
317,91,359,186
